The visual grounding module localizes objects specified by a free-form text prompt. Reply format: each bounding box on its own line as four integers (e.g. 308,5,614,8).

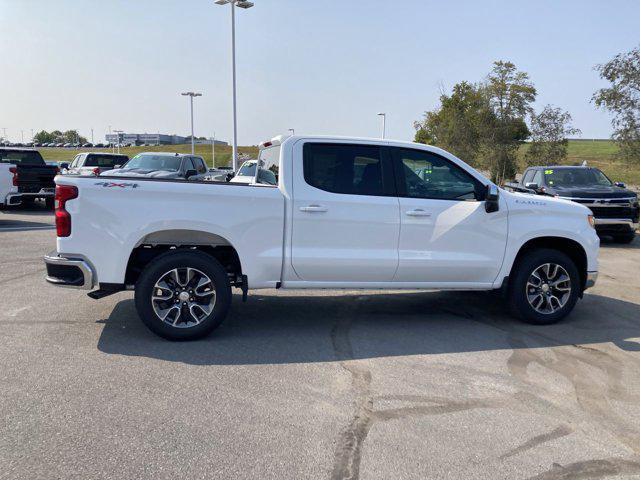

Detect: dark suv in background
514,165,638,243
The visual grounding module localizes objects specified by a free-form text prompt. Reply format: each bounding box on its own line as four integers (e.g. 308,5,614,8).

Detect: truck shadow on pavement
96,290,640,365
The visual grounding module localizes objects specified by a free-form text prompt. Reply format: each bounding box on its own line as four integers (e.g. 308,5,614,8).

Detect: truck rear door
290,141,400,282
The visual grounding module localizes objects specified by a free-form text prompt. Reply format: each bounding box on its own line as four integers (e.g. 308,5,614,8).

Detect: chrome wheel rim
526,263,571,315
151,268,216,329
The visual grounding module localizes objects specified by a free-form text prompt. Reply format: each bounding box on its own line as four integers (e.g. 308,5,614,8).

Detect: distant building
105,132,228,146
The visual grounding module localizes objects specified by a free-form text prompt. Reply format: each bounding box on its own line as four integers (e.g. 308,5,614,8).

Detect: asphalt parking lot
1,205,640,480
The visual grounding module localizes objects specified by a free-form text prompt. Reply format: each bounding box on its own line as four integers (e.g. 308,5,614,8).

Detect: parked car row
0,142,114,149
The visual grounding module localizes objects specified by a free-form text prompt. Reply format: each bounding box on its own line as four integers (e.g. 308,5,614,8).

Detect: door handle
299,204,328,213
405,209,432,217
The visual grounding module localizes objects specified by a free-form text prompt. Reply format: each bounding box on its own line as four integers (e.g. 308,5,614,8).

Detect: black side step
87,283,126,300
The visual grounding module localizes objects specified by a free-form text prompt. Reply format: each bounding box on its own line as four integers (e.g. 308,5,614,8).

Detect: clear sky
1,0,638,145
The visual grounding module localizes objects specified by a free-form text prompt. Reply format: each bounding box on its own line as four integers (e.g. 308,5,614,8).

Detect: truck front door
290,142,400,282
391,147,508,285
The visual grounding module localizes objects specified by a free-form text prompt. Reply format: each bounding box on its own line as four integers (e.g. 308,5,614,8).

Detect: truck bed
55,176,285,289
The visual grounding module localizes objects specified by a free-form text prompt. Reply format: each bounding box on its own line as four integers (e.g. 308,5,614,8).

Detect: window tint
532,170,543,186
71,155,81,168
522,170,535,185
0,150,45,165
184,157,195,172
303,143,385,196
85,155,127,168
194,157,207,174
395,148,482,201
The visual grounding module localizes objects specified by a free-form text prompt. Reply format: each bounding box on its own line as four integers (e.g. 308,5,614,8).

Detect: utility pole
215,0,255,171
181,92,202,154
212,131,216,168
113,130,123,154
377,113,386,139
91,128,94,144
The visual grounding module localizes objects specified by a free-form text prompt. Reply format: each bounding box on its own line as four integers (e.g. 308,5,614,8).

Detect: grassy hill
39,139,639,185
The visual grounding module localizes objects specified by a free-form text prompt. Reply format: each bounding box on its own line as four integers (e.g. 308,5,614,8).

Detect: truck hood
104,168,180,178
502,189,591,215
548,184,637,199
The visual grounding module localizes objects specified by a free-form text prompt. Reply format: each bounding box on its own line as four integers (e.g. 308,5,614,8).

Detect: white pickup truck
44,136,599,340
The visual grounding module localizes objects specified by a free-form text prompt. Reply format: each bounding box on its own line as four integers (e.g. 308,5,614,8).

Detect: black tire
134,250,232,341
612,232,635,244
508,248,580,325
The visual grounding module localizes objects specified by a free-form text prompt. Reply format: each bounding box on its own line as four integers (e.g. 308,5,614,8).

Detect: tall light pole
377,113,386,139
181,91,202,154
113,130,123,154
212,131,216,168
215,0,254,172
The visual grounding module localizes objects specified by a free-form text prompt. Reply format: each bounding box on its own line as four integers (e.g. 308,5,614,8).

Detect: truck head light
588,215,595,228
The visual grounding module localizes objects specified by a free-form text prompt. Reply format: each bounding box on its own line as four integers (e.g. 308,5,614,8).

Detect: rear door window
303,143,391,196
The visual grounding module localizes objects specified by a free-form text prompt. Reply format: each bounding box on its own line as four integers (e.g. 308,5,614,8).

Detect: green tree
484,61,536,183
414,81,497,168
592,45,640,162
525,105,580,166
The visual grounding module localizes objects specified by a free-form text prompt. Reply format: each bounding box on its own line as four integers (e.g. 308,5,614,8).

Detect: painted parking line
0,226,55,232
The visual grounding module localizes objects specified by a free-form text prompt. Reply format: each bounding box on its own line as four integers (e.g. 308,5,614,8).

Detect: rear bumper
44,251,94,290
18,188,55,200
585,271,598,290
4,193,22,206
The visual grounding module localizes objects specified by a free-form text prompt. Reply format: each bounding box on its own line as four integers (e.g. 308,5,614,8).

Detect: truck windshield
544,168,612,187
0,150,45,165
125,154,181,171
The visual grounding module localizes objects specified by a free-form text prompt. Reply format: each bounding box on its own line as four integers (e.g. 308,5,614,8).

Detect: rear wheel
508,248,580,325
134,250,232,341
612,232,635,244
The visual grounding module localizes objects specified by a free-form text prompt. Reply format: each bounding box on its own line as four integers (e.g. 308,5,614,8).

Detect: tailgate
17,166,57,193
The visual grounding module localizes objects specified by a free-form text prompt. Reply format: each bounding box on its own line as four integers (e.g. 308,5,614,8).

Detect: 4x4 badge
94,182,139,189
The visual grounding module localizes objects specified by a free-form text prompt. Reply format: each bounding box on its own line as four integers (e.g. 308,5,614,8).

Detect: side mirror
59,162,69,170
524,182,539,191
615,181,626,188
225,172,235,182
113,164,121,169
185,169,198,179
485,184,500,213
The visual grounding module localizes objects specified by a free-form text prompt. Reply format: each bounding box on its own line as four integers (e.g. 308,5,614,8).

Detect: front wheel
134,250,232,341
508,248,580,325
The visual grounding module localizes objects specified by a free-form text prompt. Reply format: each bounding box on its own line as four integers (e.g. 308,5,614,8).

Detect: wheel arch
510,236,588,293
124,229,243,286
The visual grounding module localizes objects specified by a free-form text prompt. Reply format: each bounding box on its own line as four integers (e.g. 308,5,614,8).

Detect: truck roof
526,165,596,170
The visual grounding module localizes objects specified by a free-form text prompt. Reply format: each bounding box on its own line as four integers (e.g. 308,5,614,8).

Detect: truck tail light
55,185,78,237
9,167,18,186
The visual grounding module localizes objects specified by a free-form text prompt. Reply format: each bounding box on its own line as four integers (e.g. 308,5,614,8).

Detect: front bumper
594,218,638,232
44,251,94,290
585,271,598,290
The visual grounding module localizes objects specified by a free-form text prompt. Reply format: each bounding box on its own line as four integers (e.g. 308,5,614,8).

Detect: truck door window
393,148,482,201
303,143,387,196
194,157,207,174
522,170,535,185
532,170,543,186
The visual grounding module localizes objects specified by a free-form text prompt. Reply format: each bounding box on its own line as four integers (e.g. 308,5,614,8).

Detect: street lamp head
377,112,386,116
215,0,254,6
